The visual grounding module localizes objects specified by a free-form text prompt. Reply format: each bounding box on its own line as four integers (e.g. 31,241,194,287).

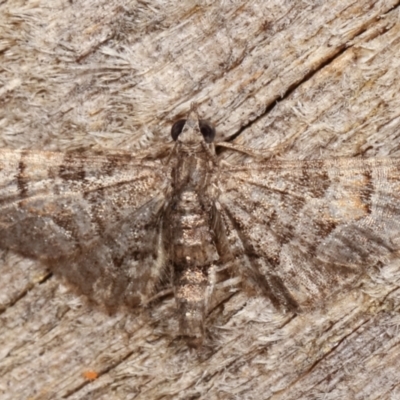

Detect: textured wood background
1,1,400,399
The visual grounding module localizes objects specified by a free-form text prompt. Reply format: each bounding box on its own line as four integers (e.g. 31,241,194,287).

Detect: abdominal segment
167,189,218,345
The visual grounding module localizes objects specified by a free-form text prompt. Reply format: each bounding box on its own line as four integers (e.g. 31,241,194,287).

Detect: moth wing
217,158,400,310
0,149,170,308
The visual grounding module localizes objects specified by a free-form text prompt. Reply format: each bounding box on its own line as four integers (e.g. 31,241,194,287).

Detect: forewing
218,158,400,310
0,149,169,309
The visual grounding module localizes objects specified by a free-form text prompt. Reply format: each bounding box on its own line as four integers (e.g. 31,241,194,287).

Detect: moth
1,104,400,346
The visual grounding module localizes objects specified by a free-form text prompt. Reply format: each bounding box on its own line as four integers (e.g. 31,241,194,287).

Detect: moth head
171,104,215,145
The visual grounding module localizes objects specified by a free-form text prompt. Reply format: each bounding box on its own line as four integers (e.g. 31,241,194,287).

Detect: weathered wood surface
1,1,400,399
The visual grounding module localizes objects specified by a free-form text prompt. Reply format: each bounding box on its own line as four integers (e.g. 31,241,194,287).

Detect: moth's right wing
217,157,400,310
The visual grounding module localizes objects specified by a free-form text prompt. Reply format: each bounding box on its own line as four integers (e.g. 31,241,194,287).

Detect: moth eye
199,120,216,143
171,119,186,141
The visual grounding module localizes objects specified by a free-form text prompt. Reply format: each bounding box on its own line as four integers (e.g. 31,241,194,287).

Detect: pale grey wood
1,1,400,399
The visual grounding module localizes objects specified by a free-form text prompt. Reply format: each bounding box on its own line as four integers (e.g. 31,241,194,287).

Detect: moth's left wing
0,149,170,309
217,158,400,310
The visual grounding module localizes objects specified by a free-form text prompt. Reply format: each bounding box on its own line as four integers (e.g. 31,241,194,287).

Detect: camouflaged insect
1,104,400,346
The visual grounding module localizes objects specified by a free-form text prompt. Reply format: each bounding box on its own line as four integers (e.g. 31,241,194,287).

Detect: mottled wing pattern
218,158,400,310
0,149,168,309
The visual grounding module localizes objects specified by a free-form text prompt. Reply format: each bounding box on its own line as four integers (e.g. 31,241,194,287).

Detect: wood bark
1,1,400,399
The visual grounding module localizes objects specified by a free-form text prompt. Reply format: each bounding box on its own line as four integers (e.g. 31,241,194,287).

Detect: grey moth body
1,104,400,346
